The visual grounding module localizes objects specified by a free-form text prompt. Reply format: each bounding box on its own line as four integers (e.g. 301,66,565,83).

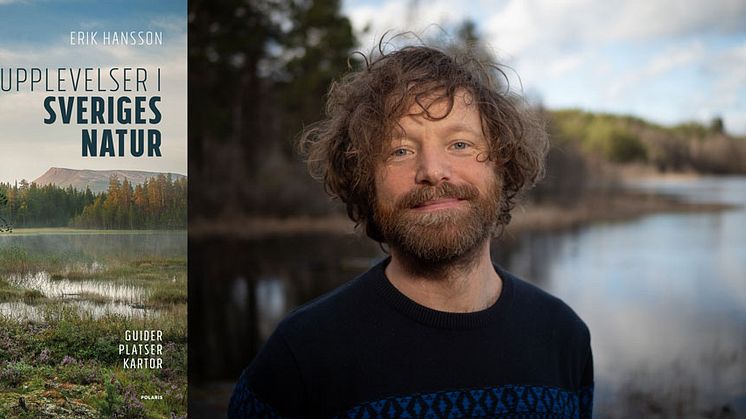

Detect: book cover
0,1,187,417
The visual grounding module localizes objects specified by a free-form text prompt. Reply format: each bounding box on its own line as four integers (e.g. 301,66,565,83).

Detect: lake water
505,176,746,416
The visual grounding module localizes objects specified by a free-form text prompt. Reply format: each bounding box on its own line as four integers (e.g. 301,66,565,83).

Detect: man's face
373,90,501,264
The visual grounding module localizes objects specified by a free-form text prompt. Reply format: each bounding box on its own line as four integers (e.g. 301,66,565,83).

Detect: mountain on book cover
0,1,187,417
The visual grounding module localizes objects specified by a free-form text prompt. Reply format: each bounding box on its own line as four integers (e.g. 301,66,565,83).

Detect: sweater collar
367,257,515,329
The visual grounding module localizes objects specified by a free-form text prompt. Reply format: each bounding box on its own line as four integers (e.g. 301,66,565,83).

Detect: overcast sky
343,0,746,136
0,0,186,184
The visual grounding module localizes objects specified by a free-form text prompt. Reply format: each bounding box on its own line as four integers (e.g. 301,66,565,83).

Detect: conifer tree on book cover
0,1,187,417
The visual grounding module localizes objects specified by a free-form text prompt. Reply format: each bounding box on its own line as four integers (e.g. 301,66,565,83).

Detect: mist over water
0,230,187,261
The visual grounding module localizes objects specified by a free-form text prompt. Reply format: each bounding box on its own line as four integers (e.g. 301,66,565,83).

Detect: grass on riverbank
0,246,92,276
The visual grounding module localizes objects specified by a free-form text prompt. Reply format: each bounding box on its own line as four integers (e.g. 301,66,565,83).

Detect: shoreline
190,185,732,240
506,188,730,236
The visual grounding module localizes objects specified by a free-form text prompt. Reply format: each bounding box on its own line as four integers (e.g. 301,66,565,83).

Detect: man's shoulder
499,266,590,340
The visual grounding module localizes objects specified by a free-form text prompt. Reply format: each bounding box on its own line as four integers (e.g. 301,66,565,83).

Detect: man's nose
415,147,451,185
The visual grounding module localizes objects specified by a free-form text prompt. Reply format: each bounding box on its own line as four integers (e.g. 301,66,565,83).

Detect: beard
373,178,501,279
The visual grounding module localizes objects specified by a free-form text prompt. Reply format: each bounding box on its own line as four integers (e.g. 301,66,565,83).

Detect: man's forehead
389,90,482,137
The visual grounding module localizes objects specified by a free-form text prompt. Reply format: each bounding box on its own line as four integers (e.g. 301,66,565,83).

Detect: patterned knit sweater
229,259,593,418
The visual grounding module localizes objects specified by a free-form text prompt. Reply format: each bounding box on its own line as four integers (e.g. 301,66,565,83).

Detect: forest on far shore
0,174,187,230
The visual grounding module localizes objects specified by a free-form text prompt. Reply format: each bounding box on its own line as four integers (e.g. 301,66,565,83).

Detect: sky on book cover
0,0,187,184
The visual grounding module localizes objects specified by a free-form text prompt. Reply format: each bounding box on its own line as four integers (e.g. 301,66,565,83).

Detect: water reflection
0,300,155,321
189,234,384,379
7,271,147,303
507,176,746,414
255,278,286,340
0,301,47,321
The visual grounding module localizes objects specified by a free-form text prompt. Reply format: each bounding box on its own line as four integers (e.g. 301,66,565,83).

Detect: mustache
395,182,480,210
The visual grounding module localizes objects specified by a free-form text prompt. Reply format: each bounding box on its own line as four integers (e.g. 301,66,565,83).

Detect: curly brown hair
300,41,548,242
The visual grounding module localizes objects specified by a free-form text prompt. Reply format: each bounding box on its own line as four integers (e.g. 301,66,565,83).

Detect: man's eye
452,141,469,150
391,148,410,157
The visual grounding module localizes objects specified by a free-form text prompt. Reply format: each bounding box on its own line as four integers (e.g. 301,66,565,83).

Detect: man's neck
384,240,502,313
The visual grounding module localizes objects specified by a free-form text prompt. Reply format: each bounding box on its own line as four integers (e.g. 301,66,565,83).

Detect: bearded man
229,44,594,418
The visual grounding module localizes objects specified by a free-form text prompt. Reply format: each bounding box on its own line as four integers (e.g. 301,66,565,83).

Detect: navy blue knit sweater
229,259,593,418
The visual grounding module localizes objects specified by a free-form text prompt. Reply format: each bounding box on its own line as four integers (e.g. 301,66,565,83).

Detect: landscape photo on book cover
0,1,187,417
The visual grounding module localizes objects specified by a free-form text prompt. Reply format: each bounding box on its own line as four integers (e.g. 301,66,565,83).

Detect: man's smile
412,197,466,211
